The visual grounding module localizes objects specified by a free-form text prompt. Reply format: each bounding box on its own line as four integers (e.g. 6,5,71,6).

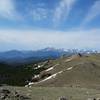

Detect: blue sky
0,0,100,51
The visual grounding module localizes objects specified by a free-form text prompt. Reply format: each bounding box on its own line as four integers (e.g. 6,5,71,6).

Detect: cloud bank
0,29,100,51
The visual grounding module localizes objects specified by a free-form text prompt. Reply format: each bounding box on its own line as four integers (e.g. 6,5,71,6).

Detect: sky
0,0,100,51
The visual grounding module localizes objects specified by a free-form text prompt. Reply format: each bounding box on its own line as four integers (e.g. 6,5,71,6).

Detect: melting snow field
38,70,63,83
26,70,63,86
26,63,74,87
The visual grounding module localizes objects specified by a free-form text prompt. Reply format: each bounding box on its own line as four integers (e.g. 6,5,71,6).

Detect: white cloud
31,8,48,21
82,0,100,25
53,0,76,26
0,29,100,51
0,0,18,19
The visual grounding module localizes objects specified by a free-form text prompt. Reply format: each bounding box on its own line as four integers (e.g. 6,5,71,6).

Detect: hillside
1,53,100,88
1,53,100,100
26,53,100,88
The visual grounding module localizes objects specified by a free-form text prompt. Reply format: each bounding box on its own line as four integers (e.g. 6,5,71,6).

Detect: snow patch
46,67,54,72
34,65,41,69
30,70,63,85
58,71,63,74
45,63,59,72
34,75,39,78
25,82,34,87
38,70,63,83
67,67,73,71
65,58,72,62
39,73,57,82
28,82,34,85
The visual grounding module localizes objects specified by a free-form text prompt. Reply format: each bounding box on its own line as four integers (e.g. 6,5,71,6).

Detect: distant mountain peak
41,47,64,52
42,47,57,51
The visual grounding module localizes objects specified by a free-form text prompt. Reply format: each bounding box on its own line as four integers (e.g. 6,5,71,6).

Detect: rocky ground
0,87,30,100
1,86,100,100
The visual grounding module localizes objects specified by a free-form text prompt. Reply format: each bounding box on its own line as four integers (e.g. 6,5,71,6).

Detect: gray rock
59,96,68,100
0,88,31,100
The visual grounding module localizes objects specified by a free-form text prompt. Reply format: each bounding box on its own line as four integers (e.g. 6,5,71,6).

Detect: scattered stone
0,89,10,100
59,96,68,100
87,98,100,100
0,88,31,100
0,89,10,94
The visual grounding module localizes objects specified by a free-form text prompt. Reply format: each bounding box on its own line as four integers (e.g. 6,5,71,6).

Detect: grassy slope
34,54,100,87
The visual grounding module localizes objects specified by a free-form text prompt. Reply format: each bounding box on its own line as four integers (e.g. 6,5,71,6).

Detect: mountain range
0,48,98,65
